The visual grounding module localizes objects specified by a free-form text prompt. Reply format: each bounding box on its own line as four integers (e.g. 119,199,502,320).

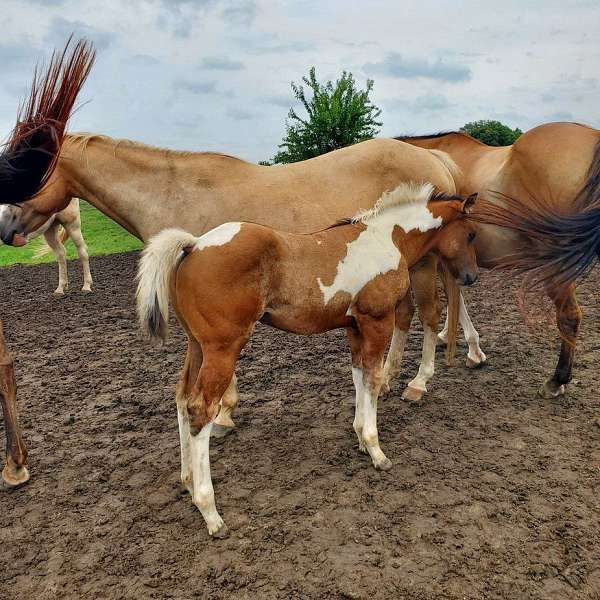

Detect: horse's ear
461,193,477,214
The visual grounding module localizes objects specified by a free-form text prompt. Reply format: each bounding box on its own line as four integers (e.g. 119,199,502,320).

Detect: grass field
0,201,142,267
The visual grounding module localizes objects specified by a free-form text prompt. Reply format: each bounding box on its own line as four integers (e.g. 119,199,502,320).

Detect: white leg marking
190,422,225,536
352,366,366,452
361,378,391,470
438,313,449,344
383,327,408,390
458,294,486,366
406,325,437,395
214,374,238,429
177,404,192,494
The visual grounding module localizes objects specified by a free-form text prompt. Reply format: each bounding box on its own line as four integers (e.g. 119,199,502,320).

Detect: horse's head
0,37,94,244
431,193,479,286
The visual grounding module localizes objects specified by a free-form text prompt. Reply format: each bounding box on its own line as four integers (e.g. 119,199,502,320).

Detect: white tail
136,228,198,343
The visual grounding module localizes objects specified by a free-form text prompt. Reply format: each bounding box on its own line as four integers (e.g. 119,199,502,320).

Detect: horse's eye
468,231,476,242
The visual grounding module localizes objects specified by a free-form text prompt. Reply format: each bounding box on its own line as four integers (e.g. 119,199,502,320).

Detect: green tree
272,68,382,164
461,120,522,146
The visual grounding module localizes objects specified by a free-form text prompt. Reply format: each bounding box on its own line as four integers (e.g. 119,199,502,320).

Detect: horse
1,198,93,295
398,125,600,398
0,39,466,486
136,182,479,537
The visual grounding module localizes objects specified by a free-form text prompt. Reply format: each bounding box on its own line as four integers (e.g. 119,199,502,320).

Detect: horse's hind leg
212,374,239,437
539,284,582,398
0,322,29,487
382,293,413,394
43,223,69,295
188,343,245,538
63,216,93,293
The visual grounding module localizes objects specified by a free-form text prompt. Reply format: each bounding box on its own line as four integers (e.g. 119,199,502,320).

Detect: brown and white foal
136,182,479,537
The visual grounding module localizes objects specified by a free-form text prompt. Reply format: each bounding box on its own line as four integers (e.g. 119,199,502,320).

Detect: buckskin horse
136,182,479,537
399,126,600,398
0,39,467,485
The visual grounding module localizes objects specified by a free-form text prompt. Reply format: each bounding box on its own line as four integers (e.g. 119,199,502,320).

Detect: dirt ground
0,252,598,600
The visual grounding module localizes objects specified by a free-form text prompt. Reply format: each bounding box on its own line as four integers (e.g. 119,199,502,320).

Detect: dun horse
0,39,465,485
0,198,93,294
399,126,600,398
136,182,479,537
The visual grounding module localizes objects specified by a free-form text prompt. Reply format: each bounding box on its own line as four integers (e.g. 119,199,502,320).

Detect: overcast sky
1,0,599,162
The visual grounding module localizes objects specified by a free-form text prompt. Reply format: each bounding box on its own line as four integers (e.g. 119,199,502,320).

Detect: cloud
222,0,257,26
364,52,471,82
175,80,217,94
45,18,116,51
228,107,255,120
201,57,245,71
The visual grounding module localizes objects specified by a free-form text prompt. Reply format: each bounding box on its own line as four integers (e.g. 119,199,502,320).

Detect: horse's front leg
438,291,487,368
381,293,413,394
403,255,440,402
539,284,581,398
0,322,29,487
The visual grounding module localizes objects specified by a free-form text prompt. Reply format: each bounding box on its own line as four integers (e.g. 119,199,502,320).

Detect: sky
1,0,599,162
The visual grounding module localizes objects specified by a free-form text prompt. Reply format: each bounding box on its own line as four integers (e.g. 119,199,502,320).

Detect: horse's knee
187,394,219,434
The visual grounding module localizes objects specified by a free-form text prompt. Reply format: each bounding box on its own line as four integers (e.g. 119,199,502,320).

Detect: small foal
137,182,479,537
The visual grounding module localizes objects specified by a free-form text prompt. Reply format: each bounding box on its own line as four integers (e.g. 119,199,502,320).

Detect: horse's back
503,122,600,203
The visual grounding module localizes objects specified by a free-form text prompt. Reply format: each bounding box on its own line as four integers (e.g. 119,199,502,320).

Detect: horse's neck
59,135,236,241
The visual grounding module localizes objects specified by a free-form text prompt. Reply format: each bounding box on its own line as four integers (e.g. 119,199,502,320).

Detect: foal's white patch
318,183,442,305
194,222,242,252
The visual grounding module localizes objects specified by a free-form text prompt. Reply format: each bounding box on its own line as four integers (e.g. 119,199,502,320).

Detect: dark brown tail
0,37,95,205
471,138,600,292
440,263,459,365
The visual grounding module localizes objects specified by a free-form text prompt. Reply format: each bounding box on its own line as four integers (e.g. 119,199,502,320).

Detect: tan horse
0,40,462,486
136,183,479,537
399,124,600,398
1,198,93,294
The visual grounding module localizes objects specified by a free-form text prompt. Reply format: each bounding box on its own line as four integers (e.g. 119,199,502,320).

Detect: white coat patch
195,222,242,251
318,201,442,305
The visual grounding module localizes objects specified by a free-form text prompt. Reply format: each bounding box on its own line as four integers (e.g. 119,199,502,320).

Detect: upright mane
0,37,95,205
350,181,464,225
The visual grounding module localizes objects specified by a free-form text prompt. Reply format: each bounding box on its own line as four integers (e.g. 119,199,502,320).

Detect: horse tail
471,137,600,292
136,228,198,344
440,262,460,365
0,38,95,205
429,149,463,192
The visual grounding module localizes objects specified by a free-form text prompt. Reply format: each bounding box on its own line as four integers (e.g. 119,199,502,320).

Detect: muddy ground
0,252,598,600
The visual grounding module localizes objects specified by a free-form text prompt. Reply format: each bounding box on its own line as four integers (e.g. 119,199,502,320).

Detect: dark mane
0,37,95,205
471,138,600,292
395,131,486,145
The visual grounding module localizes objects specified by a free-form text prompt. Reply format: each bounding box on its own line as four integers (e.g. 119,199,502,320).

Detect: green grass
0,201,142,267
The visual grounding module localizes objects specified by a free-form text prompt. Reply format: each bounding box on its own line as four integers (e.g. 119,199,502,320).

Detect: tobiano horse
0,39,465,486
399,126,600,398
136,182,479,537
0,198,93,295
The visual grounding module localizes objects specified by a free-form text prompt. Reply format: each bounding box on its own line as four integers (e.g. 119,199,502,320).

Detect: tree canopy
461,120,522,146
270,68,382,164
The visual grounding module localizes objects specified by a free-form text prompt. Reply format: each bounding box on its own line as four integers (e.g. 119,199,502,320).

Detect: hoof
2,461,30,488
53,290,65,297
81,288,93,294
210,522,229,539
538,381,565,399
374,457,392,471
211,424,234,439
402,386,424,403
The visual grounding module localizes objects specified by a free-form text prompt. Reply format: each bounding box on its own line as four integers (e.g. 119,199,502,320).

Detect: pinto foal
136,182,479,537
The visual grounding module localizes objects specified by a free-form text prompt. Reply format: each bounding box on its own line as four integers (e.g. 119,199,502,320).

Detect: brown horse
0,39,463,485
398,125,600,398
136,183,479,537
0,39,94,487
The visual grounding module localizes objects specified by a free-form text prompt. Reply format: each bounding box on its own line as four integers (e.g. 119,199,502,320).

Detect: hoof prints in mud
1,252,599,599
